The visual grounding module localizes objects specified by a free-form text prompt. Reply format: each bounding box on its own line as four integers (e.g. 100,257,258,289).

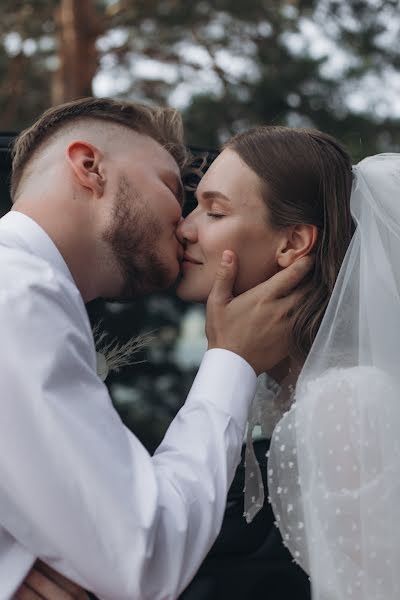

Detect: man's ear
66,141,105,198
277,224,318,268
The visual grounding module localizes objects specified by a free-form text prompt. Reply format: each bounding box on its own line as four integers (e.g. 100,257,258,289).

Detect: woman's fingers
18,569,73,600
207,250,237,306
206,253,314,374
278,282,312,316
256,255,315,301
34,561,86,597
15,562,90,600
15,582,45,600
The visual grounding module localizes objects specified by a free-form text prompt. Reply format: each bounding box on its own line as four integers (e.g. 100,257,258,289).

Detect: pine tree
0,0,399,159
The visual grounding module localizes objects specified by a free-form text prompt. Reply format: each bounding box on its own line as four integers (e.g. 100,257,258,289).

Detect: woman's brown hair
225,126,354,359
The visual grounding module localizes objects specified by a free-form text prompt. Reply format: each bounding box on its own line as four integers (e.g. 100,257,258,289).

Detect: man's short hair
11,97,188,200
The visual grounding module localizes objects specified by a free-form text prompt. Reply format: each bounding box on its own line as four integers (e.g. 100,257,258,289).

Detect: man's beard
102,175,173,299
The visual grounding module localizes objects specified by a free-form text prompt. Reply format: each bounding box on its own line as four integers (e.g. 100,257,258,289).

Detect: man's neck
12,203,99,303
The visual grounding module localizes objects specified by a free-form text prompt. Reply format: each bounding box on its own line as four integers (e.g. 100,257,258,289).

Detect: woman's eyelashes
191,195,227,219
207,212,225,219
206,202,227,219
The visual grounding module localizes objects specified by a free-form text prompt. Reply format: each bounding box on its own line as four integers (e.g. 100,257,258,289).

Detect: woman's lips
181,254,203,270
181,260,201,269
182,254,203,265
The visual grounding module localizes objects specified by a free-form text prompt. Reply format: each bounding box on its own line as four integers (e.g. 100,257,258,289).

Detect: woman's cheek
201,221,247,270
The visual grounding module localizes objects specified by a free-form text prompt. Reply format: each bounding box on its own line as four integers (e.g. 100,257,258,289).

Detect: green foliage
0,0,57,128
1,0,400,159
179,0,400,160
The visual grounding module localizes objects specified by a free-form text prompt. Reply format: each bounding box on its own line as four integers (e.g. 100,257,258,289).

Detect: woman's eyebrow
196,190,231,202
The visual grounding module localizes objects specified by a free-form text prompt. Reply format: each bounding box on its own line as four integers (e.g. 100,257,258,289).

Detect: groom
1,97,311,600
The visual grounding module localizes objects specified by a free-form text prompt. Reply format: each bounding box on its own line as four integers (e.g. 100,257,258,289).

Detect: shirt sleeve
0,262,257,600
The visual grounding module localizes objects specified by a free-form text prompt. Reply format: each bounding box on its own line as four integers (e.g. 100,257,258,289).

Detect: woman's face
176,148,285,302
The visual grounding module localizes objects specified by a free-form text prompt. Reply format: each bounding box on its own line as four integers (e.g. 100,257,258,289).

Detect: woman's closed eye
207,212,225,219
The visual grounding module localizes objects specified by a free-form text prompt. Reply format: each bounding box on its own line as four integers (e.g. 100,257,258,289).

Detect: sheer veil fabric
267,154,400,599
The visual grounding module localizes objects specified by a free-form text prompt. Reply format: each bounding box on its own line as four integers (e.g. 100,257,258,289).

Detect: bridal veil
268,153,400,599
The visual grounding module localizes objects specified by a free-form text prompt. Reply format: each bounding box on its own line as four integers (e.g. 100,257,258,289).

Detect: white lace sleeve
269,366,400,600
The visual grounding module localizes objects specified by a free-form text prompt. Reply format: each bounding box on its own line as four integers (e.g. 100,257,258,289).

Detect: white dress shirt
0,211,257,600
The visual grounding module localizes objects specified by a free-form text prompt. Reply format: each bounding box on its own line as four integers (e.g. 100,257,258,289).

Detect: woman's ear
66,141,105,199
277,224,318,268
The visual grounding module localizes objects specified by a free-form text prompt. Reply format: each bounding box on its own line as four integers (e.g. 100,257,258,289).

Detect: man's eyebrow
195,190,231,203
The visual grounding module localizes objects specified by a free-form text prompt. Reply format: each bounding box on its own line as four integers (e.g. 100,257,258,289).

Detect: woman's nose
176,216,197,244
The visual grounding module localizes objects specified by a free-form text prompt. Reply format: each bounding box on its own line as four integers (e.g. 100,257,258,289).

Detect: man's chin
114,269,179,300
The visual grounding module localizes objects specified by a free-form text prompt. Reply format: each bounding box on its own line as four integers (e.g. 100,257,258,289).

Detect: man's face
102,135,184,298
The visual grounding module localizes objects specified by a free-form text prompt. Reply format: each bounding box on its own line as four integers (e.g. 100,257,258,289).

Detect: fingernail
222,251,233,265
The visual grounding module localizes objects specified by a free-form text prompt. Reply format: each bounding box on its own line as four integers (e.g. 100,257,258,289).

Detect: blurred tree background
1,0,400,156
1,0,400,450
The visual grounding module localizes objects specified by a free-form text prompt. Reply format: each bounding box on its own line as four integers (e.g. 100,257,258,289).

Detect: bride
20,126,400,599
177,127,400,600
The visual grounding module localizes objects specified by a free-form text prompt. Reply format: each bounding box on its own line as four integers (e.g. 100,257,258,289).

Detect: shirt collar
0,210,75,284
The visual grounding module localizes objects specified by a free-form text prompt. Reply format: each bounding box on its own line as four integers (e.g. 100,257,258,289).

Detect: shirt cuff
186,349,257,431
